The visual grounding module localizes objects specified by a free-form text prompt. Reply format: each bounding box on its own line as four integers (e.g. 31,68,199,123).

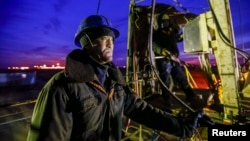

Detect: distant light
7,63,64,70
21,73,27,79
33,63,64,69
20,67,29,70
7,66,29,70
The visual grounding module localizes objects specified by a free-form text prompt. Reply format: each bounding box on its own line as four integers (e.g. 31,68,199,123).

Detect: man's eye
94,36,113,43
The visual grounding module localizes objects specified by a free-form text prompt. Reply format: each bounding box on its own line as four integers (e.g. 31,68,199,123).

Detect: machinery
123,0,250,140
183,0,250,125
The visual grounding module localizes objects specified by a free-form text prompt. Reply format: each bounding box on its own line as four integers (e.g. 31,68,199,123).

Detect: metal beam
209,0,240,124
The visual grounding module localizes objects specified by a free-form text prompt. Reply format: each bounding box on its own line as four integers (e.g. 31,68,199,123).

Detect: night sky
0,0,249,69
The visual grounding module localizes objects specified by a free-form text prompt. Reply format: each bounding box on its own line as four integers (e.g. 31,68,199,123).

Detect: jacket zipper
88,81,115,116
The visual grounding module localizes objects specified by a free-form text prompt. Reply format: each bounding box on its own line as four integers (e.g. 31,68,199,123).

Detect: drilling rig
123,0,250,140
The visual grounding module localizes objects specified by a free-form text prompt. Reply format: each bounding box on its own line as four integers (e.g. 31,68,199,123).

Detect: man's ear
85,44,96,54
84,45,91,50
79,33,96,48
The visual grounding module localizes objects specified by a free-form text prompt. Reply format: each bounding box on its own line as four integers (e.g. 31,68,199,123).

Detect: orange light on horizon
7,63,65,70
34,63,64,69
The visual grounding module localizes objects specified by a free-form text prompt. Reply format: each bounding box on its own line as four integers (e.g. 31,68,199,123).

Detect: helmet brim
74,26,119,47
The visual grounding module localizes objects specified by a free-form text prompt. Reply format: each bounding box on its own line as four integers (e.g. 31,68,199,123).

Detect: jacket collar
64,49,125,86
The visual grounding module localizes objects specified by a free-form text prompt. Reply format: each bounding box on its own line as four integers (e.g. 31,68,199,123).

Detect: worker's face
86,36,114,64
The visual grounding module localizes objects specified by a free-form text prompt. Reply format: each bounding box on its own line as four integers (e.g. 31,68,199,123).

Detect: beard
88,46,114,64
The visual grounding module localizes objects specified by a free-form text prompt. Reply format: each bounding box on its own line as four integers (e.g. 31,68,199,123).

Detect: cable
96,0,101,15
146,1,215,126
207,0,250,62
147,0,195,113
207,0,250,78
207,0,231,45
0,116,32,126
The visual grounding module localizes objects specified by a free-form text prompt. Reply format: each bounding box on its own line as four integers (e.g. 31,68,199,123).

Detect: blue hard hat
74,15,120,47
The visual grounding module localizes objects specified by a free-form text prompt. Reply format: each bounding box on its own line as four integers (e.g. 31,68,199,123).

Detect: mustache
103,48,113,53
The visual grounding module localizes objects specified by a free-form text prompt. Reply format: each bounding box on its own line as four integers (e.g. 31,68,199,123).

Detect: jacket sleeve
27,78,73,141
123,85,184,137
152,41,163,55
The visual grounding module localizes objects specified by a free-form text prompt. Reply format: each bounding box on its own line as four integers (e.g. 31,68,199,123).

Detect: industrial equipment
123,0,250,140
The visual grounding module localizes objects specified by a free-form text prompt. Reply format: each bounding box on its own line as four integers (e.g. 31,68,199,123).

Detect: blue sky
0,0,249,69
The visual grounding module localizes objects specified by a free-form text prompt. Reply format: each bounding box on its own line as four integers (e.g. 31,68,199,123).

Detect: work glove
198,113,215,127
161,48,171,56
161,48,180,63
178,111,205,138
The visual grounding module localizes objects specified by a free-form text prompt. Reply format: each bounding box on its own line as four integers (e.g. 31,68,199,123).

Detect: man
153,13,203,110
27,15,206,141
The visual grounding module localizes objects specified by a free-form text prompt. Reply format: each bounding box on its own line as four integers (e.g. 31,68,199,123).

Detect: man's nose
106,38,113,47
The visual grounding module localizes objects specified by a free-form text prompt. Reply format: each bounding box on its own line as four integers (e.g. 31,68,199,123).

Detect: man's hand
161,48,171,56
161,48,180,64
180,111,205,138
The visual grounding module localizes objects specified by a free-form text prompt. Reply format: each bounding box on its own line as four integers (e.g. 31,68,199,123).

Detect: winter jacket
153,29,180,57
27,49,185,141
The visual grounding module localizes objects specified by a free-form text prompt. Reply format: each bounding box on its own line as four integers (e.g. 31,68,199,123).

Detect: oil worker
27,15,208,141
152,13,204,110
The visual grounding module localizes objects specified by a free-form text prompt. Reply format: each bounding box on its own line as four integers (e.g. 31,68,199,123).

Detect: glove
161,48,180,63
198,113,215,127
161,48,171,56
179,111,205,138
186,95,205,111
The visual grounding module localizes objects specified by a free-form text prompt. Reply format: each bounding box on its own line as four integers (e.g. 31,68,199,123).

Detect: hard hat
159,14,170,21
158,13,179,33
158,14,171,29
74,15,120,47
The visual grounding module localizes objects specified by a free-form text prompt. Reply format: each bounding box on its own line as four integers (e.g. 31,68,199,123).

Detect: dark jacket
153,29,180,57
27,49,184,141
